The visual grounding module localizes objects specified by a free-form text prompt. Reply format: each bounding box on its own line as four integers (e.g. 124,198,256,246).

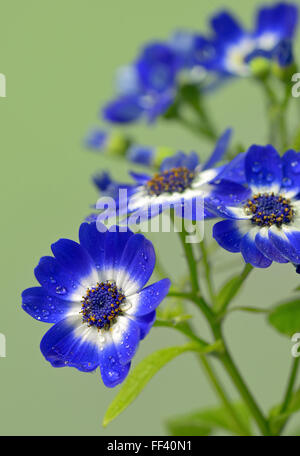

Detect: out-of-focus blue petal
160,151,199,172
136,42,179,92
211,11,245,43
203,128,232,170
254,3,298,40
127,145,155,166
85,129,108,150
102,95,144,124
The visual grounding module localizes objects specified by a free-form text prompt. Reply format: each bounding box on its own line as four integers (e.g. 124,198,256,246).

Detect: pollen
244,193,294,227
146,166,195,196
80,281,126,331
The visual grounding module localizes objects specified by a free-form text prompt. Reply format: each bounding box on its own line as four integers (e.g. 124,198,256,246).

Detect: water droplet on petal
55,286,67,295
251,162,261,173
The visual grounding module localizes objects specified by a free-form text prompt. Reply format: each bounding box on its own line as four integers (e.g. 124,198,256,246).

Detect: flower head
201,2,298,77
22,222,171,387
213,145,300,268
96,129,248,223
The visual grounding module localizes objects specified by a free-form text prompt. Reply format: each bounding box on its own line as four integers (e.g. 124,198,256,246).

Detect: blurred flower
213,145,300,268
201,2,298,77
22,222,170,387
85,128,130,156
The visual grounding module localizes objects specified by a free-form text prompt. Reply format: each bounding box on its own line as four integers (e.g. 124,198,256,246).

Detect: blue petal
255,3,298,41
240,230,272,268
136,42,178,92
213,219,248,252
34,256,86,300
103,225,135,272
129,170,151,185
51,238,98,286
79,222,107,272
127,145,155,166
22,287,75,323
92,171,113,192
130,311,156,340
40,317,101,372
146,90,175,123
160,151,199,172
99,337,131,388
126,278,171,316
281,149,300,197
85,129,108,150
111,315,141,365
255,228,288,263
203,128,232,170
245,144,282,192
116,233,156,294
215,152,246,184
207,179,251,207
211,11,244,43
102,95,144,124
269,226,300,263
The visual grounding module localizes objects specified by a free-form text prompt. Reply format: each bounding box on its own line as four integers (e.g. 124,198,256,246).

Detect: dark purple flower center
81,282,125,330
146,166,195,196
245,193,294,227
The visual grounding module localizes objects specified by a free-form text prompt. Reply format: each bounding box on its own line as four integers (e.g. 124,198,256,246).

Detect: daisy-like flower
96,129,248,223
201,2,298,77
213,145,300,268
21,222,171,387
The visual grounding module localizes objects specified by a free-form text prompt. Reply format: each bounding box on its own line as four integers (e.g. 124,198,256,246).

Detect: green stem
174,113,217,142
276,357,300,435
281,358,300,413
199,355,251,436
199,240,215,305
219,346,271,436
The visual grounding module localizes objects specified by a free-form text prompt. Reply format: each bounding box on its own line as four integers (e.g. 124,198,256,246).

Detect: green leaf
166,403,252,436
269,388,300,434
103,343,200,427
268,299,300,336
214,264,253,314
229,306,269,314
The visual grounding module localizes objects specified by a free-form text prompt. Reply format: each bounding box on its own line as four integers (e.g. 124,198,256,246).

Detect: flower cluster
101,2,298,125
22,1,300,408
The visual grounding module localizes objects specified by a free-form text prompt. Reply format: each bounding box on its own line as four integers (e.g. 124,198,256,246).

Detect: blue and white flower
96,129,248,222
201,2,298,77
213,145,300,268
22,222,171,387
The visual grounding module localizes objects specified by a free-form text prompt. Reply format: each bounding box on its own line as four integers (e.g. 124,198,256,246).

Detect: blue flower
22,222,171,387
97,129,248,222
213,145,300,268
126,145,155,166
201,2,298,77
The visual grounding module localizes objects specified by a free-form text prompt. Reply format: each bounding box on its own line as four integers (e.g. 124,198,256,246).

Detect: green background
1,0,300,435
